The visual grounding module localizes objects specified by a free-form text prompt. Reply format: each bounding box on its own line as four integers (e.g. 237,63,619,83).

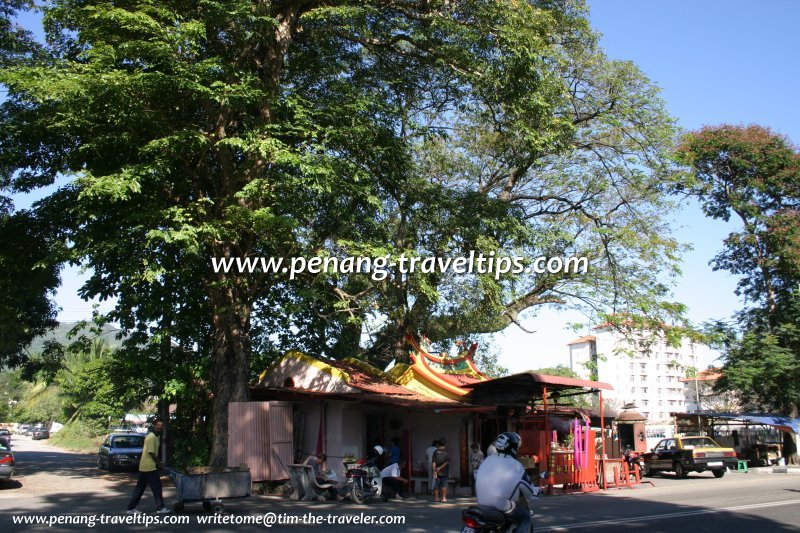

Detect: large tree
2,0,684,465
676,124,800,461
0,1,61,367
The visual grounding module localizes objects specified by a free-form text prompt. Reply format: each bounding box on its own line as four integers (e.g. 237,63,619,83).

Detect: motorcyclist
475,432,539,532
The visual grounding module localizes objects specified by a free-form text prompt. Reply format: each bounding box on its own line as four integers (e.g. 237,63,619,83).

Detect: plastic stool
737,460,748,472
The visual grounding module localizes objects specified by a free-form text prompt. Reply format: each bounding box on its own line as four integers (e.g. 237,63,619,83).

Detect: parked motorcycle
344,461,384,504
623,447,644,477
461,498,534,533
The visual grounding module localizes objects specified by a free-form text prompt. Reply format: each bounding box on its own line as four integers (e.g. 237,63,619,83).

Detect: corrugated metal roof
465,371,613,406
465,372,612,391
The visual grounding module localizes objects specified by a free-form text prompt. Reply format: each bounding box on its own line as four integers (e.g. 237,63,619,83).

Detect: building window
631,387,636,394
630,375,635,381
642,387,648,394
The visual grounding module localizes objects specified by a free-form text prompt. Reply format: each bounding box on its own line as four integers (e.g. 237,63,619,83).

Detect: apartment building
568,325,702,423
681,368,740,413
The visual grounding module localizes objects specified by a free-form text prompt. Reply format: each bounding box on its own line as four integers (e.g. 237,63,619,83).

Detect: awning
673,411,800,434
464,371,612,406
710,413,800,434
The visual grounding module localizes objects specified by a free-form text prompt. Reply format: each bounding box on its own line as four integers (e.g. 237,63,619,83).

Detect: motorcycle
623,447,645,478
461,498,534,533
344,460,384,504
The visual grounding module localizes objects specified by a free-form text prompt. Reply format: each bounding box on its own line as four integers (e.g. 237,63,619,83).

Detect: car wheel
712,469,726,478
641,463,652,477
674,462,688,479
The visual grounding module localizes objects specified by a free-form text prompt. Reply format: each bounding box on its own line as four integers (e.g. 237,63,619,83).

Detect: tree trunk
784,430,799,466
208,288,252,467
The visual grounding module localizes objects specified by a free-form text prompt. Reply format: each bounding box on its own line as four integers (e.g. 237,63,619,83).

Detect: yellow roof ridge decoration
257,350,352,385
256,339,488,402
341,357,388,380
406,333,489,381
387,362,412,382
396,333,490,400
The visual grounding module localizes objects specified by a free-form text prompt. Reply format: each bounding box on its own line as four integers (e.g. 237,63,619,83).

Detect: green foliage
2,0,686,464
56,340,128,424
531,365,580,378
678,125,800,416
12,381,65,424
49,419,105,452
0,212,61,368
530,365,590,408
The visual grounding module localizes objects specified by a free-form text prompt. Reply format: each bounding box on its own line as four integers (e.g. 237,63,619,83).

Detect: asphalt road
2,435,799,532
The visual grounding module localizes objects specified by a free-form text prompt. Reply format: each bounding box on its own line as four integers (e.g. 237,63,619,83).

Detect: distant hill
27,322,127,353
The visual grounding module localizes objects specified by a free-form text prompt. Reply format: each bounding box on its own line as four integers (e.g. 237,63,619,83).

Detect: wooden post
600,390,606,490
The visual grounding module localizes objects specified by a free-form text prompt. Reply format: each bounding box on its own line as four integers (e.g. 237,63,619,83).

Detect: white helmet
373,445,385,455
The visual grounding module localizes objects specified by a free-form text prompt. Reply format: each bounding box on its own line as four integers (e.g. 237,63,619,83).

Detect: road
2,435,799,532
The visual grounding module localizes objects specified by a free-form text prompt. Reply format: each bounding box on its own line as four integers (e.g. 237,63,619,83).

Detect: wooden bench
286,464,336,502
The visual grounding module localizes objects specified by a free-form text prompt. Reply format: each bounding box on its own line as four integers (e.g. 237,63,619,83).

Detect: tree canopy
1,0,685,465
676,125,800,419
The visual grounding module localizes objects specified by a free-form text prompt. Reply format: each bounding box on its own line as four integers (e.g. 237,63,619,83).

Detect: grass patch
49,420,104,453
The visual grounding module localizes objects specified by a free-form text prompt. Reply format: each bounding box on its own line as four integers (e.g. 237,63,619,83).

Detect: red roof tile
324,359,414,396
440,374,485,387
567,335,596,346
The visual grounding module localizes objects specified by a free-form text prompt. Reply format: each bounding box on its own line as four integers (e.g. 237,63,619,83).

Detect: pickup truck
641,436,737,478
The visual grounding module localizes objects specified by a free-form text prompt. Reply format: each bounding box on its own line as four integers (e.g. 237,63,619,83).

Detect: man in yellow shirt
126,419,171,514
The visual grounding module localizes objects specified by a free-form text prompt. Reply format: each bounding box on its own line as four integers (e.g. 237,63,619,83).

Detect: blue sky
497,0,800,372
8,2,800,370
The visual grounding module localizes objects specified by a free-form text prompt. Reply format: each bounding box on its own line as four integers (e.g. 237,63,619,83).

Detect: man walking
126,418,171,514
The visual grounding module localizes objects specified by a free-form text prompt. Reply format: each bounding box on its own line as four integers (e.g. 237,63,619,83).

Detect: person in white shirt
425,440,438,494
475,432,539,532
380,460,408,500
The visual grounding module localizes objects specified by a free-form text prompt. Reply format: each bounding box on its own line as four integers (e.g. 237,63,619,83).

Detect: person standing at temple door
425,439,438,494
432,437,450,503
470,442,485,496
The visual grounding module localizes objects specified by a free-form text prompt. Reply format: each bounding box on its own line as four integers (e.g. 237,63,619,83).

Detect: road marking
538,499,800,531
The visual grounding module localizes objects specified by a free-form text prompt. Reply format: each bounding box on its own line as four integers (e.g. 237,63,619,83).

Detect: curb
745,466,800,475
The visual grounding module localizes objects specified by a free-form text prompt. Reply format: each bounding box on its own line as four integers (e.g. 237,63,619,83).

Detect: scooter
461,498,534,533
623,447,644,478
344,460,384,504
